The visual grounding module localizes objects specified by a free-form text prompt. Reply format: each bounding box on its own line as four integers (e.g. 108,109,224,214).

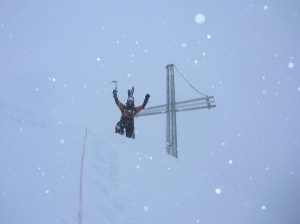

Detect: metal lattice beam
136,96,216,117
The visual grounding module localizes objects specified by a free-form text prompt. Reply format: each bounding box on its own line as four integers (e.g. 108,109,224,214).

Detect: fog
1,1,299,223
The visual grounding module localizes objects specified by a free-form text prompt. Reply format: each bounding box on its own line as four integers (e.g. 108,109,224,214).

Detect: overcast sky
1,0,300,224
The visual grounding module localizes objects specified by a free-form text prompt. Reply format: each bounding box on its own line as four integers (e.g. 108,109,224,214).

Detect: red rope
79,127,88,224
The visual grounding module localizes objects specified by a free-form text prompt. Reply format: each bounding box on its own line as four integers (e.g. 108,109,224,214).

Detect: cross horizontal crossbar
136,96,216,117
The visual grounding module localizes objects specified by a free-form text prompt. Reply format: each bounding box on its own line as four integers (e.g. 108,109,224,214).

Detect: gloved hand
145,94,150,100
142,94,150,108
113,89,118,98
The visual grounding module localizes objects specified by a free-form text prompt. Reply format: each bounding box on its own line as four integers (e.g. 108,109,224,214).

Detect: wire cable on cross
136,64,216,158
174,65,208,98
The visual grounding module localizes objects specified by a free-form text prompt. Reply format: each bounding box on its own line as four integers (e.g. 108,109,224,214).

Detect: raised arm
113,89,125,111
135,94,150,113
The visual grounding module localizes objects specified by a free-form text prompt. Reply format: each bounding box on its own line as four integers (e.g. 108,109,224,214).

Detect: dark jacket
114,99,144,119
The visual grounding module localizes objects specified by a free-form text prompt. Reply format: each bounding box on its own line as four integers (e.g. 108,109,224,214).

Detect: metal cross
137,64,216,158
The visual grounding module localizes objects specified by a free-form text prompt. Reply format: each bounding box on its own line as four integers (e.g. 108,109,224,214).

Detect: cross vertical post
136,64,216,158
166,64,178,158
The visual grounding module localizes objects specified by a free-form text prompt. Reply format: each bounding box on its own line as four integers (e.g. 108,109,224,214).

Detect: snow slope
1,97,298,224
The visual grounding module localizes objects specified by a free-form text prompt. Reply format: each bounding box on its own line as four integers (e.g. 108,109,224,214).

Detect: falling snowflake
215,188,222,194
143,206,149,211
265,166,270,171
195,13,206,24
182,42,187,48
263,5,268,10
288,62,294,68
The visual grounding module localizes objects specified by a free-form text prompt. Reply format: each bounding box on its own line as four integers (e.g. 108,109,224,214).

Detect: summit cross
137,64,216,158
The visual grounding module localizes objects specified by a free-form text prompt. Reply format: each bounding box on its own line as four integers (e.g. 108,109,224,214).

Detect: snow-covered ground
1,93,299,224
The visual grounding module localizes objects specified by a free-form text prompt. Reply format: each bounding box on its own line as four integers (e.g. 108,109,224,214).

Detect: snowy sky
1,0,300,224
